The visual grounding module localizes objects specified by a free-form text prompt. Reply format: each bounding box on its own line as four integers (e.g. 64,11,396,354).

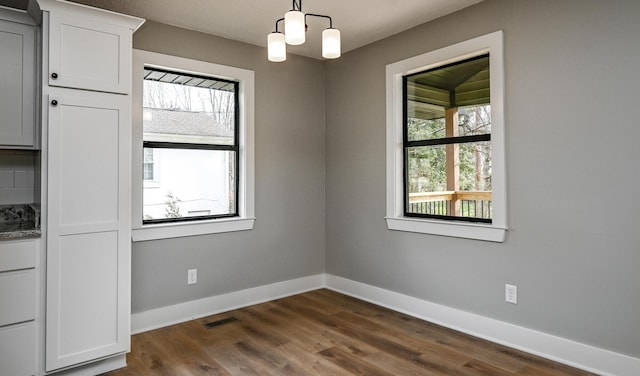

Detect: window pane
143,163,154,181
407,145,447,193
407,105,491,142
143,148,154,181
404,54,492,222
405,55,490,109
407,117,446,142
143,148,154,163
405,54,490,142
142,148,236,221
458,105,491,137
143,80,235,146
407,141,492,220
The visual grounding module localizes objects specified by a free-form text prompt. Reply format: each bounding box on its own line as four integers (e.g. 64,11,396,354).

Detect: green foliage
407,105,492,194
164,192,182,218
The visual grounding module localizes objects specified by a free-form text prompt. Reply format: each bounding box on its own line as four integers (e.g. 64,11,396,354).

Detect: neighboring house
142,108,233,219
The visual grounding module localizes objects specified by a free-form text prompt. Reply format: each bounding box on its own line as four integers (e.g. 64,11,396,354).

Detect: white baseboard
325,274,640,376
131,274,325,334
47,354,126,376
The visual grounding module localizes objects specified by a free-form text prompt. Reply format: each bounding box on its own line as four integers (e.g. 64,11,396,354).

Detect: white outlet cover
188,269,197,285
505,284,517,304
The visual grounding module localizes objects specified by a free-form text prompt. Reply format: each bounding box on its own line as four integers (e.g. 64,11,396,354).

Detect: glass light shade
322,28,341,59
284,10,305,45
268,32,286,62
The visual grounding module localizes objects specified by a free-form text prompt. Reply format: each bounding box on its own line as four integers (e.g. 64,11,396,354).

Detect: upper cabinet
35,0,143,94
0,10,36,149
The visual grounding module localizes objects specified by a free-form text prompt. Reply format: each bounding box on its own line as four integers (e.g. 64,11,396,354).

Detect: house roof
143,108,233,143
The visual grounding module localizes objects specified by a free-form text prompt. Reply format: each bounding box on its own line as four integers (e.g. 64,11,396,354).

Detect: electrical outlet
505,284,517,304
187,269,198,285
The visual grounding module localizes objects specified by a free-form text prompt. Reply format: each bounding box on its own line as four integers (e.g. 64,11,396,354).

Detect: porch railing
408,191,492,219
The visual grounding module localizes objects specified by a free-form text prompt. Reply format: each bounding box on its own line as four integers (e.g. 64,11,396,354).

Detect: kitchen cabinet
0,10,36,148
46,6,134,94
44,89,131,372
29,0,144,373
0,238,38,376
0,324,36,376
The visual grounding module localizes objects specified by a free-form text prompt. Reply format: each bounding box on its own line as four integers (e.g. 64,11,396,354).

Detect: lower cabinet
45,90,131,372
0,270,36,326
0,323,36,376
0,238,38,376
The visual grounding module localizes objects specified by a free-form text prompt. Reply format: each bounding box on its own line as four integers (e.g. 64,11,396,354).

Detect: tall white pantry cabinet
29,0,144,374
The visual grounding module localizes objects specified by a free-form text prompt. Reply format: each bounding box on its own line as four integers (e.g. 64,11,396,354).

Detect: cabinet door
0,19,35,147
0,239,37,272
47,12,132,94
45,90,131,372
0,323,36,376
0,270,36,326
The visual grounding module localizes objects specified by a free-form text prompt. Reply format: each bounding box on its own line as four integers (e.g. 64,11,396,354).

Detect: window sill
385,217,506,242
132,217,256,242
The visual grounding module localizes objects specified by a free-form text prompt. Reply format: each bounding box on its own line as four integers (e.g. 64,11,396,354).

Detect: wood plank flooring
103,289,597,376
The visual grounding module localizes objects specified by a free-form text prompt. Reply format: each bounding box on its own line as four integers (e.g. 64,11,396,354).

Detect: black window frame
142,67,241,225
402,54,492,224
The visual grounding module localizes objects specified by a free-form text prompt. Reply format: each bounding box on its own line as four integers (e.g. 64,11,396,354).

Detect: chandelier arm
274,17,285,32
305,13,333,29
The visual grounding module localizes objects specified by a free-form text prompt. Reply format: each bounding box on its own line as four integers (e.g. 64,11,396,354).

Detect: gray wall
129,0,640,360
325,0,640,358
131,21,326,313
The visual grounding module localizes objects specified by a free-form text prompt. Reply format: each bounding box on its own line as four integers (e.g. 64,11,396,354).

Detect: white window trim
131,50,255,242
385,31,507,242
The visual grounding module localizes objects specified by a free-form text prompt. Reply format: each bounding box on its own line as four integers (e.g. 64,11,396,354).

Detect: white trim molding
385,30,507,242
131,49,255,241
45,354,126,376
131,274,325,334
325,274,640,376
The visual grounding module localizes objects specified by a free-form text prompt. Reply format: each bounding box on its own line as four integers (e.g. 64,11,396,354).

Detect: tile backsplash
0,150,37,204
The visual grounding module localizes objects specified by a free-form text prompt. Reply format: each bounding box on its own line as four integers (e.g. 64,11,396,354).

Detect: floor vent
202,317,238,329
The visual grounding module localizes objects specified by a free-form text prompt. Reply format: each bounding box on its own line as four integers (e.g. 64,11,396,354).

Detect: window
404,55,492,223
143,148,155,181
142,67,239,223
386,31,506,242
132,50,255,241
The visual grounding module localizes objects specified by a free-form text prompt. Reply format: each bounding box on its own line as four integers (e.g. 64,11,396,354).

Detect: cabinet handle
51,100,58,106
51,73,58,79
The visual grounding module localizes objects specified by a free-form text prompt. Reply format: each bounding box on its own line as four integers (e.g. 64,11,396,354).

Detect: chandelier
267,0,341,62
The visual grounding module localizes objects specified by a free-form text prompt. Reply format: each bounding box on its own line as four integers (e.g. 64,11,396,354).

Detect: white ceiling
3,0,483,59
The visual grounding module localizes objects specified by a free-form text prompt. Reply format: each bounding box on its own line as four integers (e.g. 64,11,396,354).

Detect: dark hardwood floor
103,289,597,375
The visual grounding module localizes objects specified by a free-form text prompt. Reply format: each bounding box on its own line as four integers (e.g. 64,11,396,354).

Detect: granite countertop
0,204,41,240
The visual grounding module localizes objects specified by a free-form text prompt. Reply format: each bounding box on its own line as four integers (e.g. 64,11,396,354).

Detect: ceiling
1,0,483,59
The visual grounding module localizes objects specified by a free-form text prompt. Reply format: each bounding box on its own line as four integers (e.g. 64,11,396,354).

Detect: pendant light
267,0,341,62
268,32,286,62
322,28,341,59
284,9,305,45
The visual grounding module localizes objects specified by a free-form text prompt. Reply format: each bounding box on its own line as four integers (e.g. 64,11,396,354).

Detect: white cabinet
0,270,36,326
0,323,36,376
45,90,131,371
0,10,36,148
0,239,38,376
46,9,133,94
30,0,144,373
